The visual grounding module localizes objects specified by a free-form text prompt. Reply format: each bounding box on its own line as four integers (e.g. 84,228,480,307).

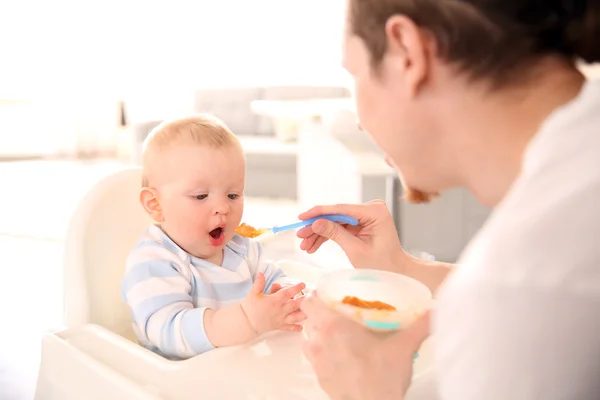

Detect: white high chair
34,167,333,400
63,167,149,342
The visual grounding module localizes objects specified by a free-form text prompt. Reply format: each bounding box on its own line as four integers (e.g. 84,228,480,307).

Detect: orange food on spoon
341,296,396,311
235,223,263,238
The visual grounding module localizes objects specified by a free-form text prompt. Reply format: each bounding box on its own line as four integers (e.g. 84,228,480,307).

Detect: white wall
1,0,346,96
0,0,347,156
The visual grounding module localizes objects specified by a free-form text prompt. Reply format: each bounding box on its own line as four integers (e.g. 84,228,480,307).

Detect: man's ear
140,187,164,222
384,14,430,98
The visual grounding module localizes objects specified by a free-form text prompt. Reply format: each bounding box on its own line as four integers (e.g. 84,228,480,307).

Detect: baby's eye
195,194,208,200
228,194,239,200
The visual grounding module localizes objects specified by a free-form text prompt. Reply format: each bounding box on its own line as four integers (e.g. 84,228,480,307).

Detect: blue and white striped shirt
121,224,293,360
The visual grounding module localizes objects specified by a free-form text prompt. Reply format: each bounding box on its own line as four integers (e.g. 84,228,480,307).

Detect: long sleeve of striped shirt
121,225,295,360
122,241,211,359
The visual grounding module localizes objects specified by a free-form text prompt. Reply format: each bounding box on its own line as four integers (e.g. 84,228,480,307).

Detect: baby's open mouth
209,227,223,239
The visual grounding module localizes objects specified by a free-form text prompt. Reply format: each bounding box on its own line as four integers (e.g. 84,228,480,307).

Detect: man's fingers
300,234,328,253
300,234,318,251
301,292,343,328
298,228,330,254
367,199,388,206
400,311,431,351
309,219,357,251
296,226,313,238
298,204,364,221
302,337,321,365
309,236,328,253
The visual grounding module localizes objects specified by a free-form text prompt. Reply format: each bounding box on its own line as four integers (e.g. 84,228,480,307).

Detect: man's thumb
400,311,431,351
251,272,266,295
311,219,355,248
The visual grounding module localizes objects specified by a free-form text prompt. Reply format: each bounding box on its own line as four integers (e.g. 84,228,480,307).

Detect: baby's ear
140,187,164,222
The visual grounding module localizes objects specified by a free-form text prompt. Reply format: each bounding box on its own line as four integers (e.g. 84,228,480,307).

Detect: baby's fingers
285,310,307,324
276,282,306,301
268,283,282,295
283,296,305,315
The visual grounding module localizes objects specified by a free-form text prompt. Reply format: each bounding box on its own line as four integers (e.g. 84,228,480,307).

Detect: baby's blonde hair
141,114,240,187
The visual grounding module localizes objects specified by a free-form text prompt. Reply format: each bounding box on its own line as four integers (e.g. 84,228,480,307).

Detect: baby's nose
214,201,230,215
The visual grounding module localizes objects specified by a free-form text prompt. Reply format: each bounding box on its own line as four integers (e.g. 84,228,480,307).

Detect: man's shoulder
459,171,600,295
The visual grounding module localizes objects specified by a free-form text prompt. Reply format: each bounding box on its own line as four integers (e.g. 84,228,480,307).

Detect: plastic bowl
317,268,432,331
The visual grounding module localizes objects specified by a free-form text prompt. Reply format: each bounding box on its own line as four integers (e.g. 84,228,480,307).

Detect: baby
121,114,306,360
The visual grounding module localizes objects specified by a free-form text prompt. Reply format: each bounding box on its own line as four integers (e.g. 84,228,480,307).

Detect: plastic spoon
240,214,359,237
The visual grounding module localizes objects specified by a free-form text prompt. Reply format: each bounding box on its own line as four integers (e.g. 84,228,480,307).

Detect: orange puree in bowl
341,296,396,311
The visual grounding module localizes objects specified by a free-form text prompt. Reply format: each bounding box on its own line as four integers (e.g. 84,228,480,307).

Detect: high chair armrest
35,324,164,400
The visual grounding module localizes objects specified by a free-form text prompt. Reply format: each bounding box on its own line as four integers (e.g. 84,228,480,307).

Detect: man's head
344,0,600,203
140,114,245,262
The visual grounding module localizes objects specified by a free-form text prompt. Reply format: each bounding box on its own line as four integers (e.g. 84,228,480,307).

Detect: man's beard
399,174,439,204
404,187,438,203
385,155,438,203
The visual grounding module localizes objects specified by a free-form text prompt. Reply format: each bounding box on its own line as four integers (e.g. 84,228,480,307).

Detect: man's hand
297,201,407,273
302,292,430,400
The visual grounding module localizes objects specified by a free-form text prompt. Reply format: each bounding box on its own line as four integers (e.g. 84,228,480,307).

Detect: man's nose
384,155,395,168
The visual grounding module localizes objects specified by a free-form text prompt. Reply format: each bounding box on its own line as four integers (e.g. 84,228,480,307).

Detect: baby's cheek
231,207,244,225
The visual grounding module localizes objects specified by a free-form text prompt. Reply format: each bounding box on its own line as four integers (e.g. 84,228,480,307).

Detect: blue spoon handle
272,214,359,234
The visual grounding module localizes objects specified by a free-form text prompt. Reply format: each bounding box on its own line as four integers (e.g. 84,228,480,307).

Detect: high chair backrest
64,167,150,342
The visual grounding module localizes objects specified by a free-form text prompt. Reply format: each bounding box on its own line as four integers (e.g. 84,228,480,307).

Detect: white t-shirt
433,80,600,400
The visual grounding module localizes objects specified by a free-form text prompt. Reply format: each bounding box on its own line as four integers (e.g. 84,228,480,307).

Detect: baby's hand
241,273,307,334
268,282,305,298
268,283,282,295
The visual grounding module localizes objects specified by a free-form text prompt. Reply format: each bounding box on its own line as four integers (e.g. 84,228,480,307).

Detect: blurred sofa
128,85,351,199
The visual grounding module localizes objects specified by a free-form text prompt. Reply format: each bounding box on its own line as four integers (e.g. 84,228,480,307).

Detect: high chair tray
35,323,330,400
35,322,433,400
